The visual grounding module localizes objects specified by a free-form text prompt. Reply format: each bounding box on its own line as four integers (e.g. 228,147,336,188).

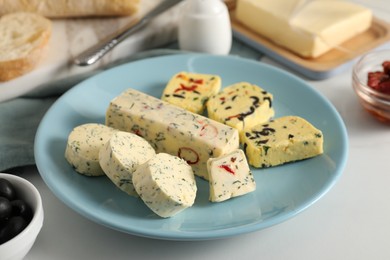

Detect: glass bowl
352,49,390,123
0,173,44,260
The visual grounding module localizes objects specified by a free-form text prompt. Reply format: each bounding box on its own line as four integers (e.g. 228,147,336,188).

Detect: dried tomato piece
189,78,204,84
378,80,390,94
368,71,384,89
367,61,390,94
382,61,390,75
199,124,218,139
218,164,235,175
174,83,198,93
178,147,199,165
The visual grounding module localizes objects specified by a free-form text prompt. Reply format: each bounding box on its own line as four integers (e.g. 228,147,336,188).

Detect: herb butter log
242,116,324,168
105,88,239,180
65,123,117,176
132,153,197,218
161,71,221,114
207,82,274,137
99,131,156,197
207,149,256,202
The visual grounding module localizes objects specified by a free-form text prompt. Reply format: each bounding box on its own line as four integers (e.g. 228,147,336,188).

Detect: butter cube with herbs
207,149,256,202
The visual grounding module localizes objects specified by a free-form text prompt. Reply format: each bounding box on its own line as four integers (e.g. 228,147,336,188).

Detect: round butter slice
132,153,197,218
99,131,156,197
65,123,117,176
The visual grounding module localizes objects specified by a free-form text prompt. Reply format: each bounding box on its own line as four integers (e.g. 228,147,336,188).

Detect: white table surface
15,1,390,259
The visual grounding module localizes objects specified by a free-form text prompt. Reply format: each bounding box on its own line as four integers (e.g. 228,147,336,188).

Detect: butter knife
74,0,183,66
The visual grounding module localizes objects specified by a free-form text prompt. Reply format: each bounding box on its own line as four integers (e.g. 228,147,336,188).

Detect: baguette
0,0,140,18
0,12,52,82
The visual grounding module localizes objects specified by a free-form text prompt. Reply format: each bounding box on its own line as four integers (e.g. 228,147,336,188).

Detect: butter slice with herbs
242,116,323,168
99,131,156,197
161,71,221,114
65,123,117,176
207,82,274,135
236,0,372,58
106,88,239,180
207,149,256,202
132,153,197,218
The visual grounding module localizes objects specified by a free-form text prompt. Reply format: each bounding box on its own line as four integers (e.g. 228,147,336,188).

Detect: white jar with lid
178,0,232,55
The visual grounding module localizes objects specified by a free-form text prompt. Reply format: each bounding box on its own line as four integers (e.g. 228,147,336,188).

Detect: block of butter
235,0,373,58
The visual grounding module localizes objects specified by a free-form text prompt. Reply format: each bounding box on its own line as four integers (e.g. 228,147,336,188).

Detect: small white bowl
0,173,44,260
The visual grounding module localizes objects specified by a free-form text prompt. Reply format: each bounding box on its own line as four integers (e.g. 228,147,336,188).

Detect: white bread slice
0,0,140,18
0,12,51,82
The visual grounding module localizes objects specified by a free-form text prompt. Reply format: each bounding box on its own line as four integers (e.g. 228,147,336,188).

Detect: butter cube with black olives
206,82,274,139
242,116,324,168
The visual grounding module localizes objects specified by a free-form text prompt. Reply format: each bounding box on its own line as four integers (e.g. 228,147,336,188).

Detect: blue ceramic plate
35,54,348,240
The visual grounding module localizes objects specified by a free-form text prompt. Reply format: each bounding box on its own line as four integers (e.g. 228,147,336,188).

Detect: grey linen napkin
0,49,185,172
